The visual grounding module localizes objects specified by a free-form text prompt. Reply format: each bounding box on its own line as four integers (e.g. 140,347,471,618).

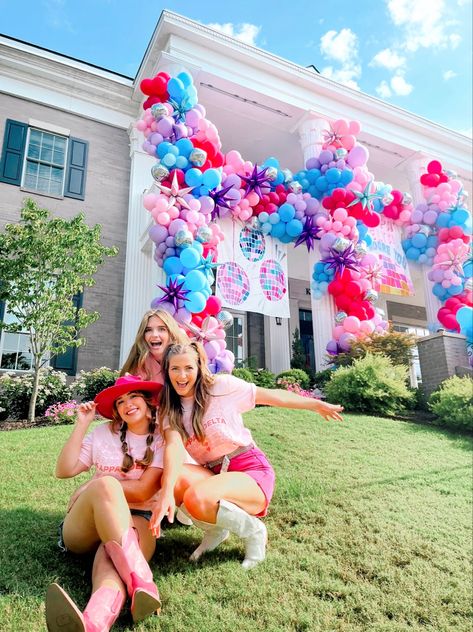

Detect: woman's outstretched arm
255,387,344,422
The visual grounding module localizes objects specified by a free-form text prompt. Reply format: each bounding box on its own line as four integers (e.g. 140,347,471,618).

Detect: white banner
369,215,414,296
216,217,290,317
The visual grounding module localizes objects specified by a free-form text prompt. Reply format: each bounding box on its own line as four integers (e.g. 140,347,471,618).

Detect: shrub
71,367,119,401
312,368,335,390
276,369,310,390
290,328,307,370
0,369,71,420
428,375,473,431
277,379,315,398
332,328,417,368
232,368,255,383
324,354,414,416
45,400,79,425
251,369,276,389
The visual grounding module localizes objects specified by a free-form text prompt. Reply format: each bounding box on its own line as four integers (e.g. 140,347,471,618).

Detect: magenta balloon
347,145,369,168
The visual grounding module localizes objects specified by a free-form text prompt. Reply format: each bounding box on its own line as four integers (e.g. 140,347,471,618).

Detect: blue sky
1,0,471,135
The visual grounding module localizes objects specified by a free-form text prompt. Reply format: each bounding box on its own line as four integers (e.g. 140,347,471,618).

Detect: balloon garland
135,71,472,370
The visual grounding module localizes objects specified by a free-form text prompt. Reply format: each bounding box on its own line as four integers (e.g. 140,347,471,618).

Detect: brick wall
0,95,131,373
417,331,470,397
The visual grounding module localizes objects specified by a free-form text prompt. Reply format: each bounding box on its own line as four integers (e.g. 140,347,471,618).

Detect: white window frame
20,126,69,198
0,302,34,373
392,322,430,387
226,310,247,365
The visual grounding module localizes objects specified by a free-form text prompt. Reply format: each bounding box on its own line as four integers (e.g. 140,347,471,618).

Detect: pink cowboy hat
94,374,163,420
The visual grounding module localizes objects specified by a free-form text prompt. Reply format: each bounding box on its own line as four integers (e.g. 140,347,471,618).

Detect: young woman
150,342,344,570
46,374,213,632
120,309,189,383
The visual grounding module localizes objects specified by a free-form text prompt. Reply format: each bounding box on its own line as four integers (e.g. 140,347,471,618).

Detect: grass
0,410,472,632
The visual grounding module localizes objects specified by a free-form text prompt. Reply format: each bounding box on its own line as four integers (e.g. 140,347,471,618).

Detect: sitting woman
120,308,188,383
150,342,344,570
46,374,212,632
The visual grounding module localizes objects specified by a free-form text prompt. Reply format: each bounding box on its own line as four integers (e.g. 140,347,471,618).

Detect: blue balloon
315,176,328,191
180,247,201,269
286,219,303,237
269,213,280,225
436,212,450,228
271,222,286,239
177,71,193,88
161,152,177,168
411,233,427,249
184,269,207,291
326,168,341,184
279,203,295,222
406,247,420,260
163,256,183,276
185,168,203,187
452,208,469,225
167,77,185,99
186,291,206,314
202,169,221,190
175,138,194,157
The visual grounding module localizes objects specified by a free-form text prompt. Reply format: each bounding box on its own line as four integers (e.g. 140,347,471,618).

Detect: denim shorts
57,509,152,552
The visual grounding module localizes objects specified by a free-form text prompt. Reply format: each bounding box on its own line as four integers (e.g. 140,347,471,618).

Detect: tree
331,327,417,369
290,328,307,370
0,198,118,421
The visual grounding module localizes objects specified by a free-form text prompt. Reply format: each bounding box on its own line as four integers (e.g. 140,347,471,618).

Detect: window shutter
0,119,27,185
0,299,5,323
50,293,83,376
64,138,88,200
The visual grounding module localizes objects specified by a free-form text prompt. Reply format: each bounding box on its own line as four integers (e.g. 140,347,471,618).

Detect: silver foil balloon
444,169,457,178
364,289,379,303
332,237,351,252
282,168,293,183
216,310,233,330
335,311,347,324
335,148,348,158
382,194,394,206
265,166,278,182
464,278,473,292
195,225,212,243
151,163,169,182
174,229,193,248
402,192,413,205
189,148,207,167
151,103,168,119
355,242,368,257
288,181,302,194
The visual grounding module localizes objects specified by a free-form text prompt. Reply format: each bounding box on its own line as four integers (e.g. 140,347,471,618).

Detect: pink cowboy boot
46,583,124,632
104,527,161,623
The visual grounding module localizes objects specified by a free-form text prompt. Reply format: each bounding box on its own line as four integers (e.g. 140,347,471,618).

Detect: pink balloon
343,316,361,333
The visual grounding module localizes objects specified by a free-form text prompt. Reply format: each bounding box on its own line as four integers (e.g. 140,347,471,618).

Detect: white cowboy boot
216,500,267,570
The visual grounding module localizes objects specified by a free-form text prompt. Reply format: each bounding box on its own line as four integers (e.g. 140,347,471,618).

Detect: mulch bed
0,417,51,431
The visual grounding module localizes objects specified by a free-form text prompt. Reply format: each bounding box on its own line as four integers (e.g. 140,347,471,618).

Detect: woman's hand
312,399,344,422
76,401,97,427
149,489,176,538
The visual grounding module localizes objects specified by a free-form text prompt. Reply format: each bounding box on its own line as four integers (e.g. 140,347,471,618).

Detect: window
0,294,81,376
0,119,88,200
226,313,245,363
23,128,67,196
392,323,430,386
0,303,33,372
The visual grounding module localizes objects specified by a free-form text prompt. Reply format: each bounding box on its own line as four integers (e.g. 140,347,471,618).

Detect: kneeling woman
46,374,212,632
151,342,343,569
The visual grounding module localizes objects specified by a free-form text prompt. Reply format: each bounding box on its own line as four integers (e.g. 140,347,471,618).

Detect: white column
403,155,442,328
264,315,291,373
297,114,336,371
119,125,158,365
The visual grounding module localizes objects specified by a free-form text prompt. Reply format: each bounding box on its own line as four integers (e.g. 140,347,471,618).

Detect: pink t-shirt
78,423,165,512
163,374,257,464
136,355,164,384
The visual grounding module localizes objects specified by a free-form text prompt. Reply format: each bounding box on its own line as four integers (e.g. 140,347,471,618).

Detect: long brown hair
120,309,189,379
110,390,157,473
158,342,214,442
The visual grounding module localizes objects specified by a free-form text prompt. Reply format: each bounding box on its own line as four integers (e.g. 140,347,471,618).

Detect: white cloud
386,0,462,51
391,74,413,95
375,74,413,98
320,28,358,64
376,80,392,98
319,29,361,90
370,48,406,71
443,70,457,80
206,22,261,46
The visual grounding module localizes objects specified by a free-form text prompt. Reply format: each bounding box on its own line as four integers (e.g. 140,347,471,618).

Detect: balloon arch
135,70,473,372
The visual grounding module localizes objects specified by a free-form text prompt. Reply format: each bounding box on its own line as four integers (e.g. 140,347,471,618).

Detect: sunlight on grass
0,412,471,631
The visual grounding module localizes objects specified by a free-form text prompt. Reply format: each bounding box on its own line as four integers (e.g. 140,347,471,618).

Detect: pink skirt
210,447,275,517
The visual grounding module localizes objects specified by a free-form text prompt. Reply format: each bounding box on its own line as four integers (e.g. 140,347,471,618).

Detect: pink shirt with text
163,374,257,464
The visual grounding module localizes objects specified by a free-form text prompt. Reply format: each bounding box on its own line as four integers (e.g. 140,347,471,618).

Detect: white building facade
0,11,471,378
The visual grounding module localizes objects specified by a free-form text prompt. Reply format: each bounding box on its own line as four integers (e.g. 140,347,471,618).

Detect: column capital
294,112,330,163
128,123,147,156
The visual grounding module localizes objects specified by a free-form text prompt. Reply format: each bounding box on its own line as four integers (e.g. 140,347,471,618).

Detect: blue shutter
50,293,82,376
64,138,88,200
0,119,27,185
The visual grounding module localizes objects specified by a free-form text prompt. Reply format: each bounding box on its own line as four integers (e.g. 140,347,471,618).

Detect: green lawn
0,411,471,632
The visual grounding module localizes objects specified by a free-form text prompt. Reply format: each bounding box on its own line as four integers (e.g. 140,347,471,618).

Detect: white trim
28,119,70,137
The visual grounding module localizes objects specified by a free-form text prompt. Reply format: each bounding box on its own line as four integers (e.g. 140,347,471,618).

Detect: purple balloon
347,144,369,168
338,332,356,351
148,224,168,244
306,157,320,170
319,150,333,165
411,209,424,223
424,210,438,225
326,340,339,355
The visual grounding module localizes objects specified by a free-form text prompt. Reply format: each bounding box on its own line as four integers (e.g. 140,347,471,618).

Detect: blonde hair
110,390,156,473
120,309,189,379
158,342,214,442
